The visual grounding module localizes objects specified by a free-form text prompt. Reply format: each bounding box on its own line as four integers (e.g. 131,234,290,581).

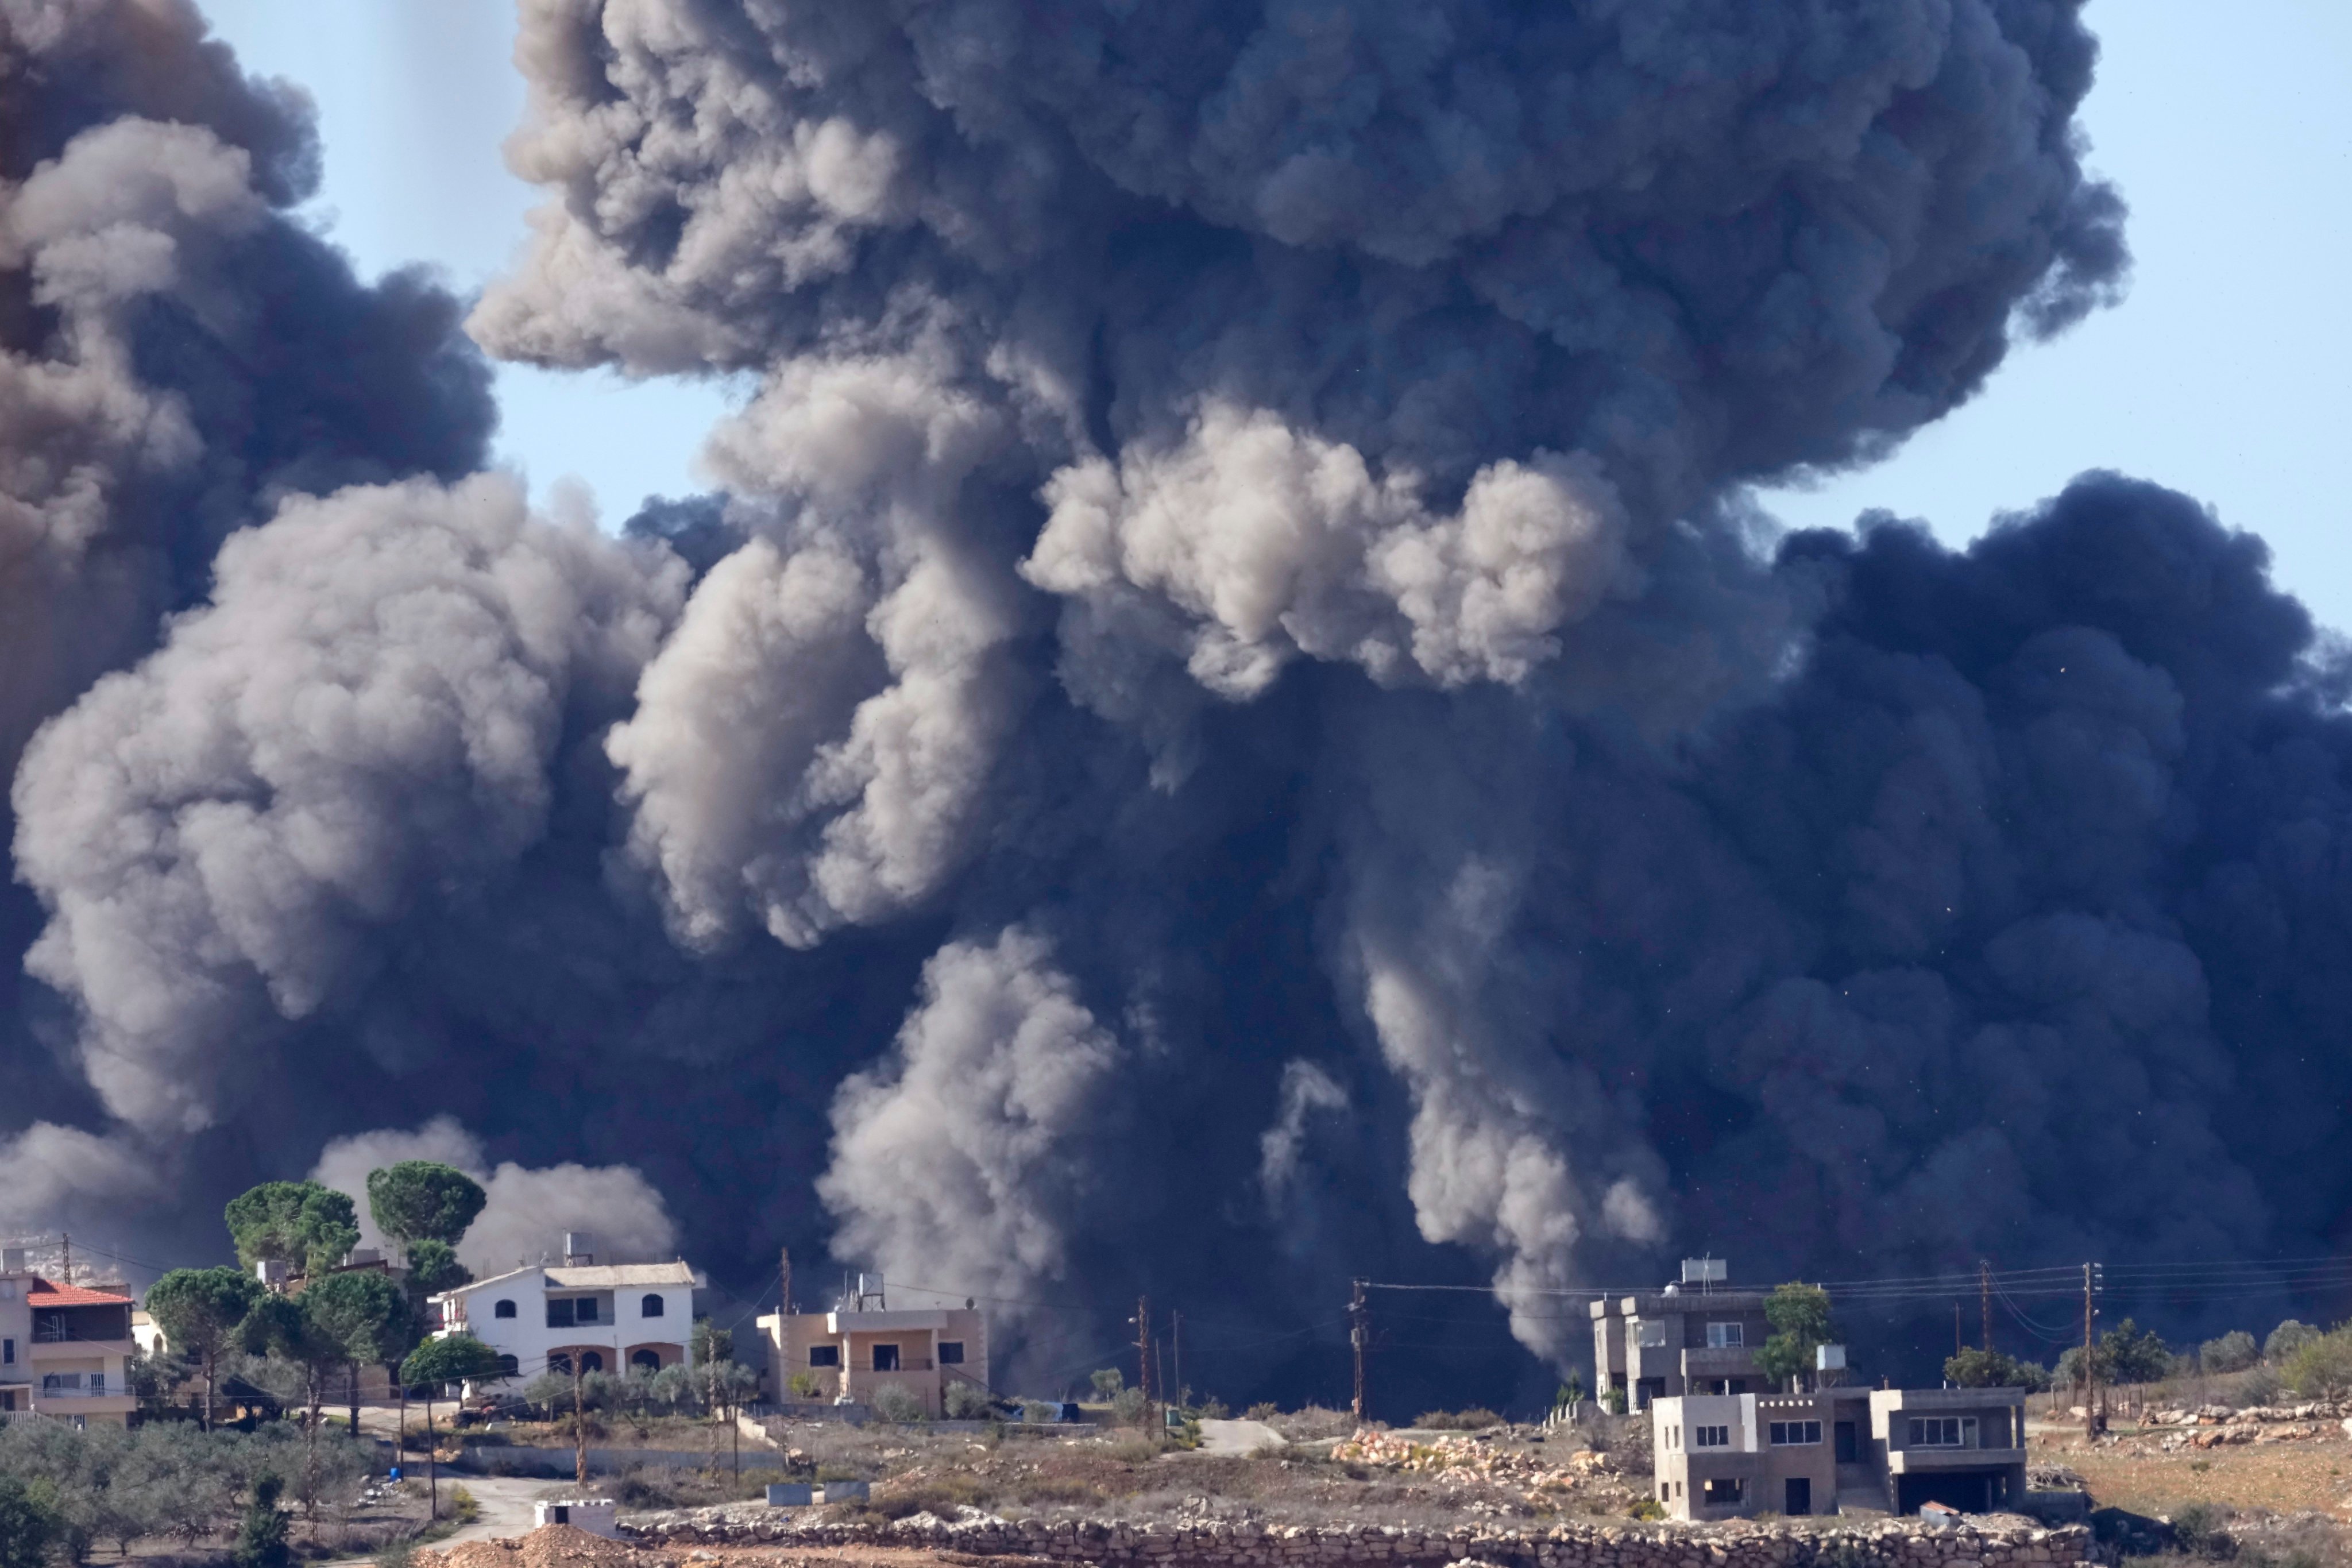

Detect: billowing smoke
7,0,2345,1405
310,1118,680,1276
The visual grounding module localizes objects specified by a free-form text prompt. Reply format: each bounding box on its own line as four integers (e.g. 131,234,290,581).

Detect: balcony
1887,1445,2025,1473
851,1360,934,1373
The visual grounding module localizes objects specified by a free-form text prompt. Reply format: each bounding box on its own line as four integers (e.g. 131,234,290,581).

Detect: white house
430,1261,698,1386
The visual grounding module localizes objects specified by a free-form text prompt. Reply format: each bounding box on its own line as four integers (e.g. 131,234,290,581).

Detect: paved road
1196,1419,1286,1457
431,1474,548,1547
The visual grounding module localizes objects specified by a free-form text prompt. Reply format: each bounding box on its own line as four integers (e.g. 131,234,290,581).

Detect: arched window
640,1293,665,1318
497,1355,520,1378
580,1350,604,1373
631,1349,661,1372
549,1353,572,1376
494,1299,517,1319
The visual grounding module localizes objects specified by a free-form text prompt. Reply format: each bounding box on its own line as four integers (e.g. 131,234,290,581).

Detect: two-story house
430,1260,698,1388
0,1253,136,1427
758,1278,988,1418
1590,1265,1770,1411
1652,1384,2028,1519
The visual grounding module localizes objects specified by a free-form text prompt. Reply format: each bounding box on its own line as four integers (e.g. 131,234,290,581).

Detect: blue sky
196,1,2352,628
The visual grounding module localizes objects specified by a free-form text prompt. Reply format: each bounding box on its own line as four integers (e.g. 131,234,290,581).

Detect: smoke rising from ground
6,0,2345,1401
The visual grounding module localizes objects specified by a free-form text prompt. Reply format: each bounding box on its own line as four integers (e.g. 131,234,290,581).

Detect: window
939,1341,964,1365
1705,1322,1744,1349
549,1353,573,1376
1692,1424,1730,1447
1907,1416,1978,1447
495,1299,517,1319
576,1297,600,1323
497,1355,520,1377
1701,1478,1744,1504
632,1350,661,1372
2,1338,11,1365
43,1373,79,1391
872,1343,901,1372
1769,1420,1822,1446
580,1351,604,1373
547,1299,576,1328
1660,1484,1670,1502
808,1345,840,1368
641,1293,665,1318
1635,1320,1669,1349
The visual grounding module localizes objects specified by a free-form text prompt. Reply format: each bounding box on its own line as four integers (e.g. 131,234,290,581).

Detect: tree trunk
348,1359,361,1437
201,1351,215,1434
304,1366,323,1517
425,1392,438,1521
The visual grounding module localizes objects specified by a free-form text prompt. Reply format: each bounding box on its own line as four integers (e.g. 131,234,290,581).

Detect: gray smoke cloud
818,926,1122,1310
26,0,2346,1407
9,472,682,1153
310,1118,681,1276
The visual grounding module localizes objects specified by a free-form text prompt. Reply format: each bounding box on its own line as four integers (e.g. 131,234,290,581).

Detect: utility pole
59,1233,71,1287
1135,1296,1153,1431
2081,1263,2096,1441
1172,1311,1183,1406
1980,1261,1993,1354
1954,1303,1963,1360
781,1246,792,1316
1349,1279,1369,1423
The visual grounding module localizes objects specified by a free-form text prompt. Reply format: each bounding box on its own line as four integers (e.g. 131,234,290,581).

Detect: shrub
2202,1333,2260,1374
1945,1349,2050,1390
233,1475,291,1568
786,1370,833,1401
2283,1328,2352,1399
1021,1401,1062,1424
1245,1402,1279,1421
447,1485,481,1526
1091,1368,1126,1400
1627,1497,1666,1521
944,1381,993,1419
2171,1502,2235,1560
2265,1321,2322,1364
1416,1407,1504,1431
1111,1387,1148,1426
871,1384,927,1423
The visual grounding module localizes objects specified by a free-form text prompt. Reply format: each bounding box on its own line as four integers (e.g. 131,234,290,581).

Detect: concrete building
0,1252,136,1426
1652,1385,2028,1520
1591,1262,1770,1411
758,1276,988,1419
1,1252,29,1420
430,1258,698,1387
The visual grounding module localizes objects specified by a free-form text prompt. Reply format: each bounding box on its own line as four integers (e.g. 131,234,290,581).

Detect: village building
427,1239,698,1387
757,1274,988,1419
1,1249,136,1427
1652,1384,2029,1519
1590,1260,1771,1411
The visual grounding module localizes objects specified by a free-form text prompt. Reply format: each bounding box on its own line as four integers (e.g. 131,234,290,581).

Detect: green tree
144,1266,264,1431
1944,1347,2049,1390
2102,1319,2173,1385
401,1238,470,1300
2283,1327,2352,1399
2266,1320,2321,1364
399,1335,505,1520
223,1181,360,1277
0,1476,63,1568
365,1163,486,1257
231,1474,290,1568
241,1295,347,1515
1090,1366,1125,1401
299,1269,415,1434
1755,1283,1835,1391
2200,1330,2259,1374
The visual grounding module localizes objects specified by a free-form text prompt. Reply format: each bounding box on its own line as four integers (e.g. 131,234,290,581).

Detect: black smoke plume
6,0,2338,1409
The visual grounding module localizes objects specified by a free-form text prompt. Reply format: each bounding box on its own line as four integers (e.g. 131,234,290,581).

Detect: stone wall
623,1504,2096,1568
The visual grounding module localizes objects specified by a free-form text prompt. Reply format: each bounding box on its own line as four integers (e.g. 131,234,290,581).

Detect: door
872,1343,900,1372
1834,1422,1857,1462
1785,1477,1812,1516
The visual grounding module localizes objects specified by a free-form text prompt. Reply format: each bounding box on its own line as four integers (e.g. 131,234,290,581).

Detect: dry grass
2030,1416,2352,1521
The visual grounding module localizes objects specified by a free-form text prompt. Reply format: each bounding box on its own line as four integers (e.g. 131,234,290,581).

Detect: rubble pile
1331,1430,1631,1516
